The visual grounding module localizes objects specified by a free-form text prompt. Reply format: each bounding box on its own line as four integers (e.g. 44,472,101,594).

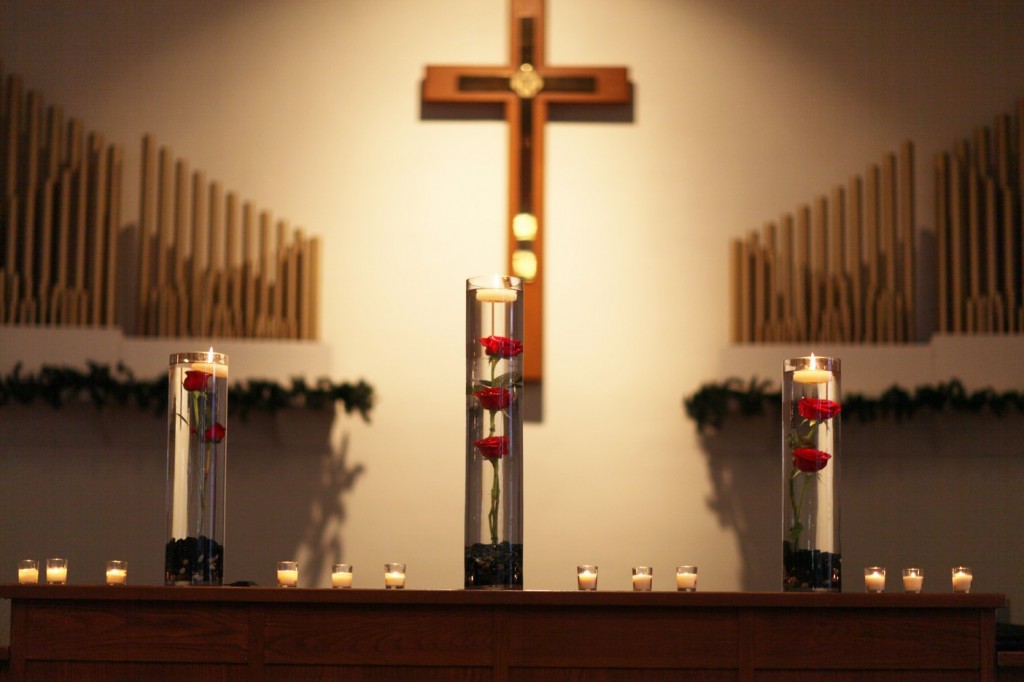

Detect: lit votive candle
952,566,973,593
106,560,127,586
577,565,598,591
276,561,298,588
332,563,353,588
792,354,833,384
475,288,518,303
46,558,68,584
18,560,39,585
675,565,698,592
864,567,886,593
632,566,653,592
384,563,406,589
902,568,923,593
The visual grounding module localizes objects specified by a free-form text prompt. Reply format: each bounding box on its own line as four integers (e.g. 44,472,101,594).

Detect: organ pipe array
0,65,321,340
731,143,917,344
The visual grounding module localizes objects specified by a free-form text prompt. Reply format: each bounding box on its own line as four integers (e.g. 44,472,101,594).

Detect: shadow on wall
700,408,1024,620
0,402,364,588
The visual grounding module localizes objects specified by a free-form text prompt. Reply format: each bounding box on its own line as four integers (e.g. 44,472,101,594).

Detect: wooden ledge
0,584,1008,610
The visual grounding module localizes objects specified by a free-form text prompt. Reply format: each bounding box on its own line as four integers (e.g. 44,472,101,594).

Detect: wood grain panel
23,661,248,681
755,673,985,681
25,601,249,663
753,609,896,668
510,670,737,681
510,606,738,669
894,610,980,668
263,604,493,666
267,665,493,681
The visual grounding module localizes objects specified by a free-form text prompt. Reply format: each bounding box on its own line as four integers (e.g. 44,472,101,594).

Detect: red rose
474,435,509,459
473,387,512,411
798,397,842,421
183,370,212,392
792,448,831,473
202,423,227,443
480,335,523,358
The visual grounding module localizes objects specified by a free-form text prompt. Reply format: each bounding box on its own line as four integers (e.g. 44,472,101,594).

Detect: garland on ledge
684,378,1024,434
0,362,374,422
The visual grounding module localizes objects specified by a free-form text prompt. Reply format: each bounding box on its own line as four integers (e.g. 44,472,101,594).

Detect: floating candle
792,355,832,384
190,349,229,378
475,288,518,303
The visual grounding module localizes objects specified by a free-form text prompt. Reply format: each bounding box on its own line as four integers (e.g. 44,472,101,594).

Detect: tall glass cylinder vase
166,351,228,586
782,355,841,591
465,276,524,589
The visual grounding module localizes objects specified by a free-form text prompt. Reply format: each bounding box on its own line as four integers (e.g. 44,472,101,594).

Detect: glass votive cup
45,558,68,585
276,561,299,588
332,563,353,588
902,567,923,593
384,562,406,589
577,565,598,591
631,566,653,592
675,565,698,592
952,566,973,593
106,560,128,586
864,567,886,593
18,559,39,585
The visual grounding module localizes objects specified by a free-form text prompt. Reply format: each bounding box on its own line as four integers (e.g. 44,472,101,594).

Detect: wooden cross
422,0,632,383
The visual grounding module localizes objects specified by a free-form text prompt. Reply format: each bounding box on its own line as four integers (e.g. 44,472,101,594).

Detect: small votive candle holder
106,560,128,586
332,563,353,588
676,565,698,592
632,566,653,592
577,565,598,591
276,561,299,588
952,566,973,593
45,558,68,585
384,563,406,589
18,560,39,585
864,567,886,593
902,567,923,593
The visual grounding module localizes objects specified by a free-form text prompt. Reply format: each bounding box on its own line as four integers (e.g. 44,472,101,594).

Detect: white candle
632,574,653,591
46,566,67,584
903,574,923,592
792,354,832,384
676,571,697,591
106,569,127,585
332,571,353,588
475,288,518,303
577,570,598,590
384,571,405,588
864,571,886,593
18,567,39,584
190,348,229,377
952,570,973,593
277,569,298,587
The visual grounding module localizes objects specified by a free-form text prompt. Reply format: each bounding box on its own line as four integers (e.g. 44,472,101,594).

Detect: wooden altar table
0,585,1006,680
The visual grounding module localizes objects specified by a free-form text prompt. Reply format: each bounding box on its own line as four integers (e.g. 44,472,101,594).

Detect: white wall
2,0,1024,618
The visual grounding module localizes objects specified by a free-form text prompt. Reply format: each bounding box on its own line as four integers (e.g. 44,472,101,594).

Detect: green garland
684,378,1024,434
0,362,374,422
